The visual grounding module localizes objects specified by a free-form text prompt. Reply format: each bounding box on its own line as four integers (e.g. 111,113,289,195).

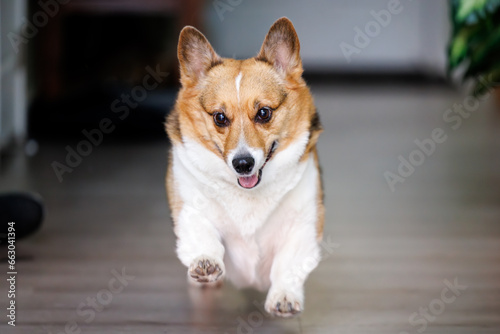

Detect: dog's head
168,17,321,190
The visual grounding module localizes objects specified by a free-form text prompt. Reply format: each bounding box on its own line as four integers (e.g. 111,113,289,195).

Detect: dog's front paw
265,288,303,318
188,256,224,284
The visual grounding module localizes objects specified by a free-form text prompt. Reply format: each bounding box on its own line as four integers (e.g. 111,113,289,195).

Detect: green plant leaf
456,0,489,23
464,25,500,76
448,25,481,70
448,0,500,94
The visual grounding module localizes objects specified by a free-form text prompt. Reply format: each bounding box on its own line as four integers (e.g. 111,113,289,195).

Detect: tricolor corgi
166,17,324,317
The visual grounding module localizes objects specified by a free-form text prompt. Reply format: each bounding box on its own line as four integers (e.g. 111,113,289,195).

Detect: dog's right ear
257,17,302,78
177,26,221,86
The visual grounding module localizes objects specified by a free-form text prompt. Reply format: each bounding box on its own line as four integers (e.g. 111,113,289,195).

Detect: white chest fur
171,133,319,289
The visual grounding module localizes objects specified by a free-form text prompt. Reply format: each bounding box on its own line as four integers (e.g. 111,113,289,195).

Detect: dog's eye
213,112,229,127
255,107,272,123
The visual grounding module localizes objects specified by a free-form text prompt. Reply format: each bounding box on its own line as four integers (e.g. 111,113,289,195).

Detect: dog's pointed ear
178,26,222,85
256,17,302,77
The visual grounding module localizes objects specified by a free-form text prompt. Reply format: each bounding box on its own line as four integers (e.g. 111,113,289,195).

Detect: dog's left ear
257,17,302,77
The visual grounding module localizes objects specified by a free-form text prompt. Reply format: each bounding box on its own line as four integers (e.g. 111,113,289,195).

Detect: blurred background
1,0,451,144
1,1,500,333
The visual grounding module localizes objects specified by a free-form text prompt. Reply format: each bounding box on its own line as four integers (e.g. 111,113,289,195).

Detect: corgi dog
166,17,324,317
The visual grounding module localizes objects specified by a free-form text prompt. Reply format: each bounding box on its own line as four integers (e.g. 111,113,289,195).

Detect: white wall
1,0,27,148
205,0,450,75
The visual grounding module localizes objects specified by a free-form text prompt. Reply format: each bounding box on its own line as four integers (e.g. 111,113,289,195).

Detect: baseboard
302,69,449,87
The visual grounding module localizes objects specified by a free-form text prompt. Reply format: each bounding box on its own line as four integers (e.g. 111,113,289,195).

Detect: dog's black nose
232,156,255,174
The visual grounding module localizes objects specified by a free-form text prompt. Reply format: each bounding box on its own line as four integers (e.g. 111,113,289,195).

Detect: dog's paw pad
188,257,224,284
265,291,302,318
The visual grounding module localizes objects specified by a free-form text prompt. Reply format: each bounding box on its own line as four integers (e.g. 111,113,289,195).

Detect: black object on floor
0,192,45,244
28,85,177,140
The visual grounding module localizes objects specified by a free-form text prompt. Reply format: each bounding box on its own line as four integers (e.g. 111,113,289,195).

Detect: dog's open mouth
237,141,277,189
238,172,261,189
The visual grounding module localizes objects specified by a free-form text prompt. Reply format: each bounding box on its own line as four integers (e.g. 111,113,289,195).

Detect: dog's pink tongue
238,174,259,189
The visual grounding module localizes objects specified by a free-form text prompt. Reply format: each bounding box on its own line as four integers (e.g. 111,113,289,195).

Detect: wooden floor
1,83,500,333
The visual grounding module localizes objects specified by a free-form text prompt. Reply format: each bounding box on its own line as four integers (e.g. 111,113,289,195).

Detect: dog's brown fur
166,17,323,240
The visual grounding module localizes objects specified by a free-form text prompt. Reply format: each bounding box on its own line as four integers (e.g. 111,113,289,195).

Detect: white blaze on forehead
235,72,242,103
